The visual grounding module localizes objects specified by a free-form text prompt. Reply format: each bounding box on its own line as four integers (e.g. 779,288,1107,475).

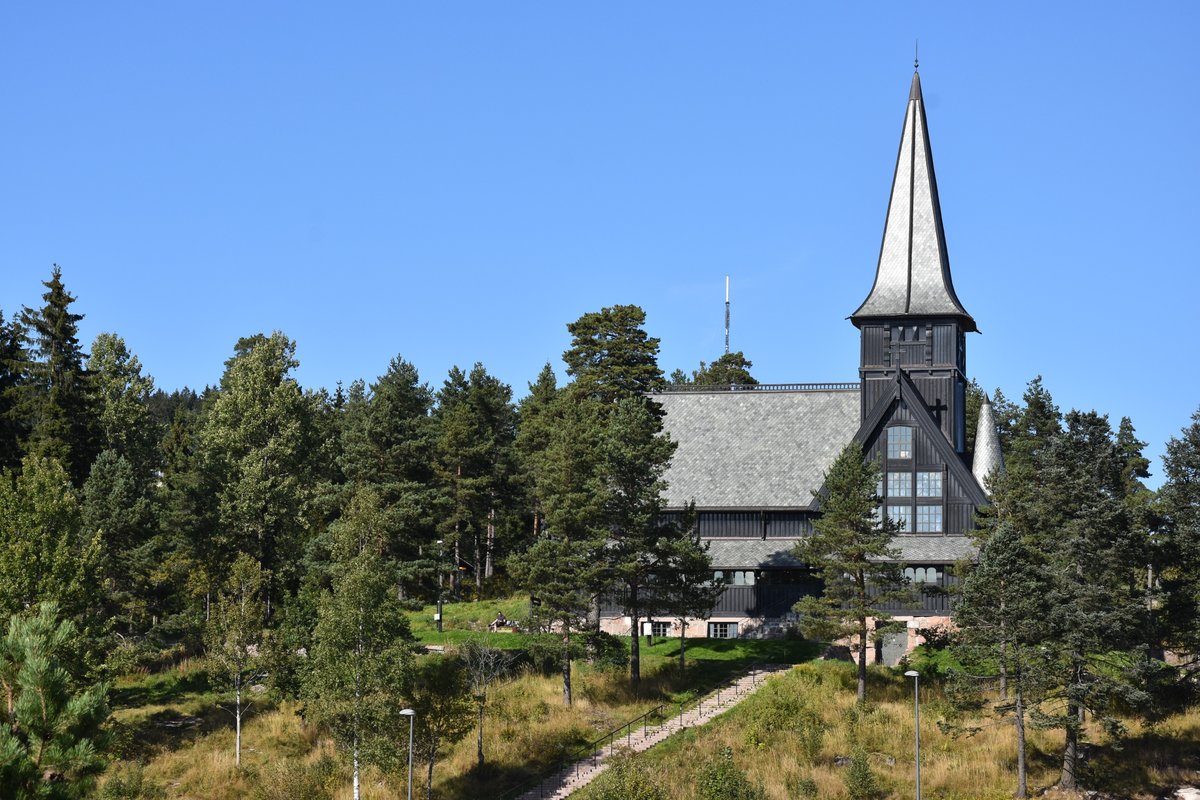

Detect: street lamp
400,708,416,800
903,670,921,800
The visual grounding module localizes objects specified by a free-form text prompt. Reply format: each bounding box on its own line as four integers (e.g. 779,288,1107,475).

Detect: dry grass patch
579,661,1200,800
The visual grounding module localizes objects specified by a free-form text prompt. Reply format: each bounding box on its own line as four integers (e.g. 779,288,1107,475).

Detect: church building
600,70,1004,663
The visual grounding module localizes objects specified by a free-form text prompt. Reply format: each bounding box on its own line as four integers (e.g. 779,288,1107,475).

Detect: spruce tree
791,442,907,704
1159,407,1200,659
514,363,559,544
0,310,28,470
81,451,158,636
15,267,100,486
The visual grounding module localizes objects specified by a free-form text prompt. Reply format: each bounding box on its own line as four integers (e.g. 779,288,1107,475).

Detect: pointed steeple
972,393,1004,492
851,71,976,332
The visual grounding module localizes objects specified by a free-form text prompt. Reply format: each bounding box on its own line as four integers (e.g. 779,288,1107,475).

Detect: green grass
404,595,533,648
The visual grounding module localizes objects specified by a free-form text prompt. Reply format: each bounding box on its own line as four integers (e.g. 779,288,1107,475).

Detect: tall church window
888,505,912,532
915,506,943,533
916,471,943,497
888,426,914,459
887,472,912,497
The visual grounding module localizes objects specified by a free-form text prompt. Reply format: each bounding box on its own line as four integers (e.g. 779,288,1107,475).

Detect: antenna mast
724,275,730,355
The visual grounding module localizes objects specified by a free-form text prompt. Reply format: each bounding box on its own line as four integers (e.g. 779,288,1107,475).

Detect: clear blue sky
2,3,1197,485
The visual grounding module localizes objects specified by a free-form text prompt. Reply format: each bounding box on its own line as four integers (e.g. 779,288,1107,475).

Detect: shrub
588,751,665,800
696,747,765,800
786,773,819,799
100,762,166,800
250,756,337,800
843,747,881,800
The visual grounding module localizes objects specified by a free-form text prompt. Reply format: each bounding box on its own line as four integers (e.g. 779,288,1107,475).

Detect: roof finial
914,39,919,71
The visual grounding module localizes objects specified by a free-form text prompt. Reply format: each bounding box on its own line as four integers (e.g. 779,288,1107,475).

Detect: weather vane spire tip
914,39,919,71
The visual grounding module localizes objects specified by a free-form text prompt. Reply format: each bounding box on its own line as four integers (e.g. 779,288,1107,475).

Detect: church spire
851,71,976,332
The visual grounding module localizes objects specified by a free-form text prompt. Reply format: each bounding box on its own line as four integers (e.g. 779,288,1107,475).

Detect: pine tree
658,522,721,674
791,442,907,704
952,500,1057,799
15,267,100,485
203,553,266,768
508,395,607,705
563,305,665,406
0,602,109,797
600,397,679,689
305,487,414,799
338,358,439,599
690,351,757,386
433,364,518,599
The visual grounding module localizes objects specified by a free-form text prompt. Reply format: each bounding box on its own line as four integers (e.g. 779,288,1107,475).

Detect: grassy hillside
575,660,1200,800
98,597,816,799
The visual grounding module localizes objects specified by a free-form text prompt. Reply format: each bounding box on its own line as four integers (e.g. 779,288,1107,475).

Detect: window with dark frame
888,426,914,459
708,622,738,639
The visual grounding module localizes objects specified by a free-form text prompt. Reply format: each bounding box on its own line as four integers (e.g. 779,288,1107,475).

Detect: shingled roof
706,535,976,569
851,71,976,331
655,386,859,510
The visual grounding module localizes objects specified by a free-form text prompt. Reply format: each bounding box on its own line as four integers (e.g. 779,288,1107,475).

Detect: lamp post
904,670,921,800
400,708,416,800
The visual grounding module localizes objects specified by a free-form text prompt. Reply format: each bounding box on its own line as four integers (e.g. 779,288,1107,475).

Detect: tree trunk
485,507,495,580
562,624,573,706
1061,699,1079,789
1014,680,1027,799
427,747,435,800
352,733,360,800
678,619,687,675
476,697,486,769
999,591,1008,701
629,591,641,691
856,615,868,705
235,679,242,767
474,529,482,602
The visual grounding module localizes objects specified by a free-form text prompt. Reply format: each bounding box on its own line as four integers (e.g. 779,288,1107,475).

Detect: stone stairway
511,664,792,800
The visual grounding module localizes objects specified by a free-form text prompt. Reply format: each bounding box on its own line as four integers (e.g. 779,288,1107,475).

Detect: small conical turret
972,393,1004,493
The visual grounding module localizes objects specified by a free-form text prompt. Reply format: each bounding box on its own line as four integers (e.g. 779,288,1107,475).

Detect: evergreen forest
1,266,1199,799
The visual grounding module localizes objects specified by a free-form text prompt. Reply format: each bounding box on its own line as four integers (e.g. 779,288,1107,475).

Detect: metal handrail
653,382,859,394
496,663,772,799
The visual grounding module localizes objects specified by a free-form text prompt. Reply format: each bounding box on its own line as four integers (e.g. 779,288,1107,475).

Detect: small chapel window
888,426,914,460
